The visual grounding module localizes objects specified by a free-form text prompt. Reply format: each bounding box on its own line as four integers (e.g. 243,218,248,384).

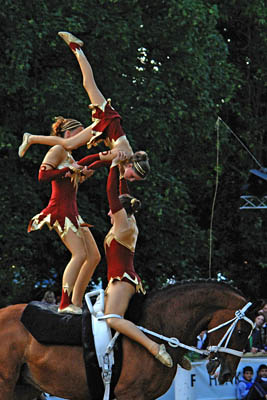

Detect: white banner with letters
159,356,267,400
175,356,266,400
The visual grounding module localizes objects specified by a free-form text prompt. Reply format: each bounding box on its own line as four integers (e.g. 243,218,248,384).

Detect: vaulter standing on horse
27,117,101,314
18,32,150,183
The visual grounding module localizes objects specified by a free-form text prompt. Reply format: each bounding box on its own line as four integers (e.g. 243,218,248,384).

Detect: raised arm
106,163,130,233
119,177,130,195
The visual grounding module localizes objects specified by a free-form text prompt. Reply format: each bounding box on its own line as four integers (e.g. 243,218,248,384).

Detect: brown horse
0,280,261,400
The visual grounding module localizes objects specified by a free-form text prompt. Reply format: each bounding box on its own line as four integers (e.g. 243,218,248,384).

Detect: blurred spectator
258,302,267,320
41,291,56,305
236,366,254,399
247,364,267,399
258,302,267,352
251,315,267,354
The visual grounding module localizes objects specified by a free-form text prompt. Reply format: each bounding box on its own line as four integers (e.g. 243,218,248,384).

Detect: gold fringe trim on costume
63,284,72,296
86,121,103,150
87,99,115,150
28,214,91,239
105,272,146,295
68,166,83,191
89,99,111,114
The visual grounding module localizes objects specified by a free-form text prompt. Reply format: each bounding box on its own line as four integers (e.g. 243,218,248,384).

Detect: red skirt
105,239,145,294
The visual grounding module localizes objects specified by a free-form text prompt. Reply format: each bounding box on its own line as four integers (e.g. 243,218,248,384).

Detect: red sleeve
38,166,70,182
119,177,130,195
77,153,100,166
88,160,111,170
106,166,123,214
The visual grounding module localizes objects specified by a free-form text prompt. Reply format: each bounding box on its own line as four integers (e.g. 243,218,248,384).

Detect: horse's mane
126,278,245,323
152,278,245,298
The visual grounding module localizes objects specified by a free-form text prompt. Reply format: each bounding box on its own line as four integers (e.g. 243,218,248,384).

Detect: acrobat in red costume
104,166,145,293
28,149,102,314
28,152,100,237
87,158,173,368
18,32,133,161
82,156,145,291
18,32,150,181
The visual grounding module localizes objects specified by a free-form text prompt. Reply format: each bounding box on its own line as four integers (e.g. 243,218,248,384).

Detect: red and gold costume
104,165,145,294
87,100,132,155
28,152,91,238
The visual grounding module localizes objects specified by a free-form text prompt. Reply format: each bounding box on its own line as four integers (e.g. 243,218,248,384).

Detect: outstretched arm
77,150,118,167
39,166,70,182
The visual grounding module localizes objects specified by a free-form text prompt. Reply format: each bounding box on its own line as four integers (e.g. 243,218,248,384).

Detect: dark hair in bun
119,194,141,215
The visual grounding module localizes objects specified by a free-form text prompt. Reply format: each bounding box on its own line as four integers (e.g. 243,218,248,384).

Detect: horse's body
0,281,259,400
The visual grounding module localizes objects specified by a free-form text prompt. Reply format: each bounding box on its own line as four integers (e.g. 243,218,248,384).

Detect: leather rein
137,302,255,358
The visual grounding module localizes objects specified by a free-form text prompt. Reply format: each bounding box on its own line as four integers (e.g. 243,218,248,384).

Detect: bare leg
71,227,101,307
60,34,134,157
105,281,173,367
75,48,106,106
105,281,160,356
18,33,130,157
18,125,95,157
59,229,88,293
29,124,94,150
58,32,106,106
19,125,131,157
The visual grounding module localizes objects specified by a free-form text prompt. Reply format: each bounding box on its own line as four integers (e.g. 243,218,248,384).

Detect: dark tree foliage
0,0,266,307
207,0,267,298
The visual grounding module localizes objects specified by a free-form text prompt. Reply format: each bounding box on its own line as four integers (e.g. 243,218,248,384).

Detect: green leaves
0,0,266,304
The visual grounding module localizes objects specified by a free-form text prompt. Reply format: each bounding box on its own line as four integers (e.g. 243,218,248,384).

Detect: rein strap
137,302,254,358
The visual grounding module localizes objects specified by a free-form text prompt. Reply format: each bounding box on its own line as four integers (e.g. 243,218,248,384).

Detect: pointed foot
155,344,173,368
18,132,31,158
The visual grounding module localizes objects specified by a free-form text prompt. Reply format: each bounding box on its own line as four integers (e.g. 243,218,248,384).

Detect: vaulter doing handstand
18,31,150,183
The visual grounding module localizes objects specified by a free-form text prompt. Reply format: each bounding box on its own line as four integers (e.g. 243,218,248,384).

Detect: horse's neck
142,285,245,345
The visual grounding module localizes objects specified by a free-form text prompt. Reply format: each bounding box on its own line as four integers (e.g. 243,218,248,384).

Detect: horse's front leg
0,366,21,400
0,305,30,400
0,338,25,398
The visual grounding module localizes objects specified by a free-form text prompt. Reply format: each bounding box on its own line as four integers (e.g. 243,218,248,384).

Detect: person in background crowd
259,302,267,352
251,315,267,354
247,364,267,400
236,366,254,400
41,291,56,305
258,303,267,320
